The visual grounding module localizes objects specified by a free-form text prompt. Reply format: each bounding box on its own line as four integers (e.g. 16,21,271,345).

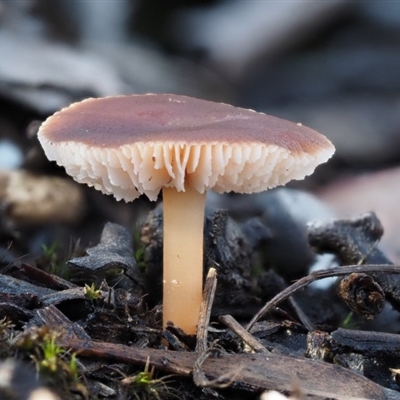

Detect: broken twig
219,314,269,354
196,267,217,353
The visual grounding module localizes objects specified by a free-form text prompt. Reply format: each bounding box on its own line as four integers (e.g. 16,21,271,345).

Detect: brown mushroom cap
38,94,335,201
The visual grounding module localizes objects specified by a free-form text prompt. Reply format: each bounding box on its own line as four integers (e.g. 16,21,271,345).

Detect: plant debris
68,222,144,291
2,205,400,399
337,272,385,320
308,212,400,311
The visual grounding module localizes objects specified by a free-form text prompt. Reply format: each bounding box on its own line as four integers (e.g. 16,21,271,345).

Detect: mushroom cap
37,94,335,201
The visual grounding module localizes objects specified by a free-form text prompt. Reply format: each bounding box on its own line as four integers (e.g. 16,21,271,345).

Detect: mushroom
37,94,335,334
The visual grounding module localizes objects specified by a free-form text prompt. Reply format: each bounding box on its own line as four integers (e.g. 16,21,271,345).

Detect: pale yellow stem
162,186,206,334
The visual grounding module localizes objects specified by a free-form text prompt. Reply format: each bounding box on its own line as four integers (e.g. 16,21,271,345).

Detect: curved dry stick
246,264,400,331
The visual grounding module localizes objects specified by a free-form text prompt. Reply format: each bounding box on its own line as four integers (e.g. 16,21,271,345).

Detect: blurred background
1,0,400,262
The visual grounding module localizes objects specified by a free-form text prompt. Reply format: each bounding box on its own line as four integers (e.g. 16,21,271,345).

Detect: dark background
1,0,400,260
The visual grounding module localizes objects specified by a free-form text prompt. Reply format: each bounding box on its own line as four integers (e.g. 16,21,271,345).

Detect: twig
58,336,386,399
219,314,269,353
247,264,400,331
196,267,217,353
194,268,234,394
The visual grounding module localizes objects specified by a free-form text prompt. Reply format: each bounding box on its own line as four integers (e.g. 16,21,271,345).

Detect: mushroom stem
162,186,206,334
